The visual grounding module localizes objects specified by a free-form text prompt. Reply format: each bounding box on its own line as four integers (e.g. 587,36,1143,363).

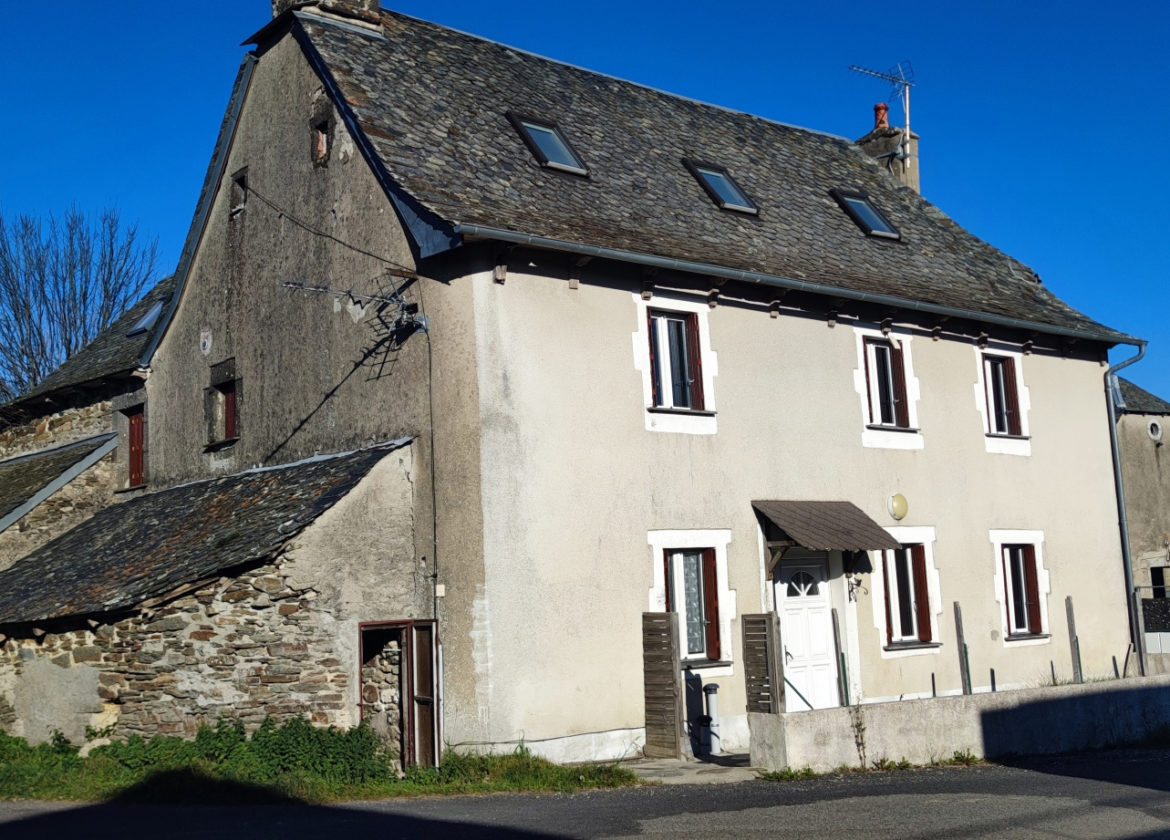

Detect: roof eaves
289,14,460,260
455,222,1140,348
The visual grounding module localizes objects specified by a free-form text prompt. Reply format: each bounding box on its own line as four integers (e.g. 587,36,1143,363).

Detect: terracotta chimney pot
873,103,890,130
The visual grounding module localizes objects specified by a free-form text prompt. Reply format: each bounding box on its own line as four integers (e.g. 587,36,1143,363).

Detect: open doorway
359,620,438,769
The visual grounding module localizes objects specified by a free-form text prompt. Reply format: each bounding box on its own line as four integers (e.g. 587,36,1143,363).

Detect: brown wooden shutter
663,552,673,612
685,313,704,410
891,343,910,428
1003,357,1022,436
647,313,660,406
701,548,720,660
912,545,931,642
1023,544,1042,634
223,382,238,439
882,553,893,645
128,407,144,487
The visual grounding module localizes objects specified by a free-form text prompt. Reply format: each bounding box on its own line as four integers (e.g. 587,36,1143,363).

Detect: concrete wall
750,675,1170,771
457,250,1127,760
0,447,420,747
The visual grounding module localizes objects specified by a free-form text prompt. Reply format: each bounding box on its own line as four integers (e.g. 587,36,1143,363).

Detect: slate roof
283,8,1131,344
0,435,115,526
0,440,408,626
1119,378,1170,415
5,275,177,411
753,500,900,552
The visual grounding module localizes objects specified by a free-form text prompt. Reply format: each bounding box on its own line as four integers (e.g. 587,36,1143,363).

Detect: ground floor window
664,548,720,660
989,530,1049,644
882,545,932,644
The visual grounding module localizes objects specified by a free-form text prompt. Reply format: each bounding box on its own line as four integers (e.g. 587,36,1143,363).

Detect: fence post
1066,596,1083,684
954,602,971,695
831,608,848,707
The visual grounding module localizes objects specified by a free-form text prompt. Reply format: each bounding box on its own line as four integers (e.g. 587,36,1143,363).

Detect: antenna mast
849,61,915,172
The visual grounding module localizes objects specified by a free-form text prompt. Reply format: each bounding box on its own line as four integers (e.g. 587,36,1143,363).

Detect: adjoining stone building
0,0,1149,765
1115,378,1170,674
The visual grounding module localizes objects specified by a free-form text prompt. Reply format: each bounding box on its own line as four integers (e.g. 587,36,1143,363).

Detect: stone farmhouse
0,0,1146,765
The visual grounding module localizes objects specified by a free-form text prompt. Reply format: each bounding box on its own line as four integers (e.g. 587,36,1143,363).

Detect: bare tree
0,207,158,401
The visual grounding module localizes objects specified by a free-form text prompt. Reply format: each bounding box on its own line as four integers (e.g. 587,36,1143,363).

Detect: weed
870,757,911,771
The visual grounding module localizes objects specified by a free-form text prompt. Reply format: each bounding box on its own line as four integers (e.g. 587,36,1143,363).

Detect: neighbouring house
0,0,1145,765
0,276,176,570
1115,378,1170,674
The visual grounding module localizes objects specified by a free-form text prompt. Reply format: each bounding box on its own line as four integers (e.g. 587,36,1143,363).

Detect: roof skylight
507,112,589,176
684,160,757,214
831,189,900,239
126,300,165,336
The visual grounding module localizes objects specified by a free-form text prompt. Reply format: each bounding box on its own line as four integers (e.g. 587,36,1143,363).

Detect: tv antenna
850,61,915,171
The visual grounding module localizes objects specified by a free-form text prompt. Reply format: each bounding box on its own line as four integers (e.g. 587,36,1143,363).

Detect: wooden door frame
358,619,440,767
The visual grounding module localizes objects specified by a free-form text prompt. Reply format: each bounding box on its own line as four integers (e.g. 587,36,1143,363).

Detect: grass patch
0,718,637,803
759,750,983,782
758,766,817,781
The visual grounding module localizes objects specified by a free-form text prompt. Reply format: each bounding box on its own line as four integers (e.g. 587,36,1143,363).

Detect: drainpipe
1105,340,1147,675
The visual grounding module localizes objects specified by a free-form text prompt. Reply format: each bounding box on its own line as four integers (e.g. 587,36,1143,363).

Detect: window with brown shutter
883,544,934,645
1003,543,1045,636
126,405,145,487
984,354,1023,436
648,310,705,411
864,338,911,429
664,547,721,662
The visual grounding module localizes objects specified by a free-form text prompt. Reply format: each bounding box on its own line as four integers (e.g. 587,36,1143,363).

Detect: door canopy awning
752,500,900,553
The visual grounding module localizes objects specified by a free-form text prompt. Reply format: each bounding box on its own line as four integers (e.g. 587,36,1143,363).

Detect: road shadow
0,771,570,840
992,746,1170,794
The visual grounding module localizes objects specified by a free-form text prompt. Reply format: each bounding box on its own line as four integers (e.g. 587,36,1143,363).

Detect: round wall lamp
888,493,909,521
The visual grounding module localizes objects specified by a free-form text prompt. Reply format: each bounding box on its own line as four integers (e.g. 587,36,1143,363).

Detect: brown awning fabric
752,500,900,551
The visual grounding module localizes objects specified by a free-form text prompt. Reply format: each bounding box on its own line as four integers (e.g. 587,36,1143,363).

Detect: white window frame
989,530,1051,647
852,325,922,450
632,295,717,435
871,526,941,658
648,529,734,675
973,344,1031,456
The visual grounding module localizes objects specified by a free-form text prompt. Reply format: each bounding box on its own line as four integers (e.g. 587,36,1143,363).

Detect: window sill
647,406,717,417
115,484,148,495
1005,633,1050,642
985,433,1030,441
883,641,941,652
204,437,239,453
866,423,919,434
681,659,732,670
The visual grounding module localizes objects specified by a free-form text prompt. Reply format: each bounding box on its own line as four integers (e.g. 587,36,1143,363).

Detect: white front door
775,557,839,711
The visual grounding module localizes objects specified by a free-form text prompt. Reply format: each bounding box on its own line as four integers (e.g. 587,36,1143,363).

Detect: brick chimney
271,0,381,25
855,103,920,193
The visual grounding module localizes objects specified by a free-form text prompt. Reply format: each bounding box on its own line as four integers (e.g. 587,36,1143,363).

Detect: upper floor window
649,309,704,411
683,160,758,214
864,338,910,428
853,327,921,450
983,353,1022,436
831,188,900,239
126,405,145,488
975,347,1030,456
506,112,589,176
205,358,240,450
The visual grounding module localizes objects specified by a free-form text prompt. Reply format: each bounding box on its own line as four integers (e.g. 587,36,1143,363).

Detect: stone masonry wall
0,402,112,459
0,555,365,746
0,451,117,572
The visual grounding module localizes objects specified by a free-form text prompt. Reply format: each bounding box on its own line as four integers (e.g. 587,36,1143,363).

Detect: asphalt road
3,748,1170,839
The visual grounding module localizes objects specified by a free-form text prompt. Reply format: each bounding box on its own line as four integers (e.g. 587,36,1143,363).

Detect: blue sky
3,1,1167,396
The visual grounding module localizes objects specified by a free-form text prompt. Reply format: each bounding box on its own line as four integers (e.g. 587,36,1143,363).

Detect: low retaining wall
750,675,1170,772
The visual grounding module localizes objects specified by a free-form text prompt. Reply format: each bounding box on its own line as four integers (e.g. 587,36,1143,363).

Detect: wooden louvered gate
642,612,684,758
742,612,785,713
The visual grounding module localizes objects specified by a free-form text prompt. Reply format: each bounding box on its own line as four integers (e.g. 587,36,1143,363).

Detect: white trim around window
648,529,735,676
852,325,923,450
972,344,1031,456
871,526,941,658
989,529,1051,647
632,294,717,435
